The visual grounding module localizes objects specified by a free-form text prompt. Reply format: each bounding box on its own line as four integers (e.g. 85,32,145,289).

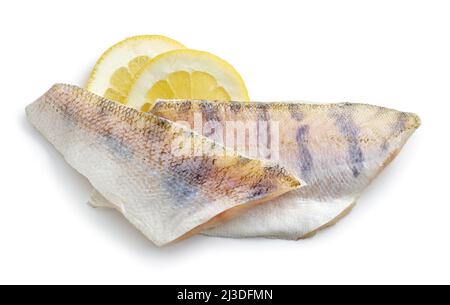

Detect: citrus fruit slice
126,49,249,111
86,35,186,103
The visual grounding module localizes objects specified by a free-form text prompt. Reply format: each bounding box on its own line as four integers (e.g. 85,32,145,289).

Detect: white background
1,0,449,284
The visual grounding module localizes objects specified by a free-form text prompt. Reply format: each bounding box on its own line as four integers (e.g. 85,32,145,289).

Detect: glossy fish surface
151,100,420,239
26,85,301,246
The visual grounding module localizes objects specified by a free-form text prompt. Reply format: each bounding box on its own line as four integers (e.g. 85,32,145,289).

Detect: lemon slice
126,49,249,111
86,35,186,103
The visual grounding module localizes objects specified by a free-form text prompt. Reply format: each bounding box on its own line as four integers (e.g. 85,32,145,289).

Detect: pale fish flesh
26,85,302,246
149,100,420,239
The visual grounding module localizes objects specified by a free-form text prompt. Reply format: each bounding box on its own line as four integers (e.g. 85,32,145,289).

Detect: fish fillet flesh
25,84,302,246
149,100,420,239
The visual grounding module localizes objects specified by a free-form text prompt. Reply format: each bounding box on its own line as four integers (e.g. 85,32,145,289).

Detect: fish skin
25,85,301,246
150,100,420,239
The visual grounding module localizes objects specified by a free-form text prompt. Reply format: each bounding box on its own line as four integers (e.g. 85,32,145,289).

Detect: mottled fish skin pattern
25,85,301,246
152,100,420,239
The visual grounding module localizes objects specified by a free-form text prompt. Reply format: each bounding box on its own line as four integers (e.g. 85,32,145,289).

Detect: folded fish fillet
149,100,420,239
26,84,302,246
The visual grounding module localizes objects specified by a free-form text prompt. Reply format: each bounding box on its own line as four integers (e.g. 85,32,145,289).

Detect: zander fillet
149,100,420,239
25,85,301,246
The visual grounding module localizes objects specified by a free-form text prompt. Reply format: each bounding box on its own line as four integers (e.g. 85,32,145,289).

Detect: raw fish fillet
149,100,420,239
26,85,302,246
